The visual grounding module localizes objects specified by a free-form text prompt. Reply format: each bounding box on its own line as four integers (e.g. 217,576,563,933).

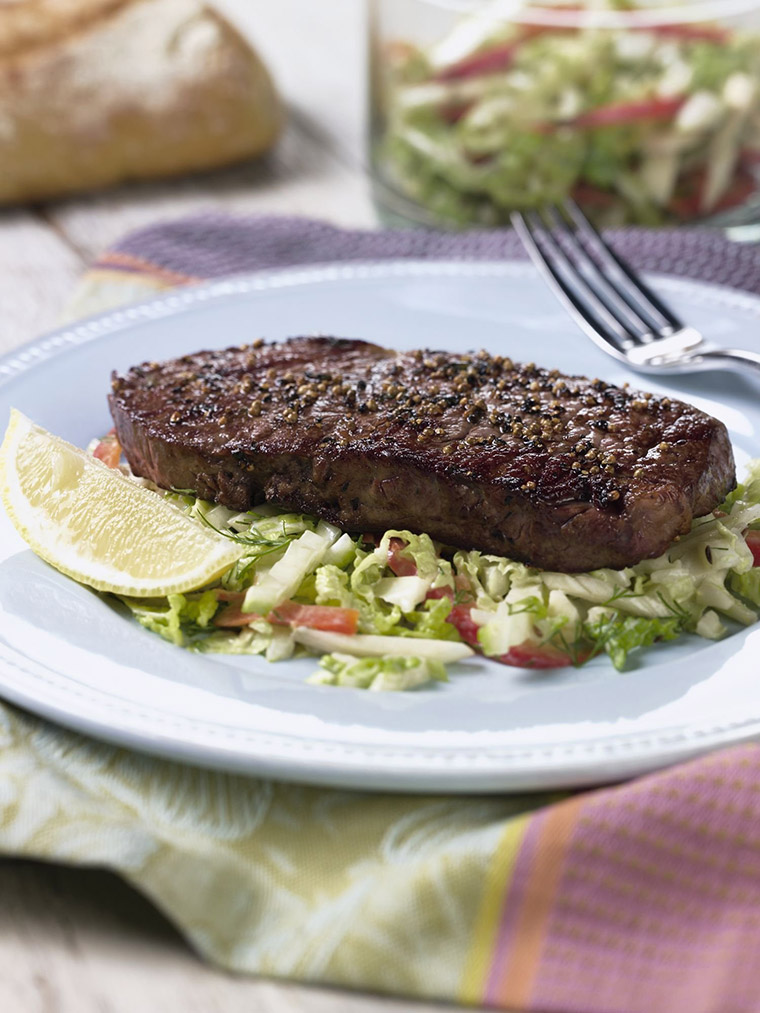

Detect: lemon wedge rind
0,409,243,597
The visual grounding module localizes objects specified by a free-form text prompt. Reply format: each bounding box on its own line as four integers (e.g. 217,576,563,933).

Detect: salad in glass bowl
370,0,760,226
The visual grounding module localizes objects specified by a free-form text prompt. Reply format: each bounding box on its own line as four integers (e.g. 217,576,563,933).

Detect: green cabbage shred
309,653,448,691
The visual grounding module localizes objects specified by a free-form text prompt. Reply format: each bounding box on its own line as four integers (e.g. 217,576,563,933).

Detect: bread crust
0,0,283,204
0,0,129,59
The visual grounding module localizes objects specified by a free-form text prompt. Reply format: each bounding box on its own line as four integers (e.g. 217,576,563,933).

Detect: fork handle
696,347,760,376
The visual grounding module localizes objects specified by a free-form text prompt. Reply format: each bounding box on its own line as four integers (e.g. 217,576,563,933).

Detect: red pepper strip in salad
268,602,360,635
433,16,586,83
93,428,122,469
571,95,685,129
648,23,731,44
432,13,729,84
746,531,760,568
434,42,520,82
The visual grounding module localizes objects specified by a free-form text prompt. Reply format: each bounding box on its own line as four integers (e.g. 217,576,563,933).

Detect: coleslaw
106,446,760,690
374,0,760,225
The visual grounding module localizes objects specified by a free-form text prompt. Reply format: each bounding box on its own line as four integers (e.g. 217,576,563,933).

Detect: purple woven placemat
105,214,760,295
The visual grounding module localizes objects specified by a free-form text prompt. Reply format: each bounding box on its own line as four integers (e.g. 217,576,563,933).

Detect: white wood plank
0,212,84,351
0,862,480,1013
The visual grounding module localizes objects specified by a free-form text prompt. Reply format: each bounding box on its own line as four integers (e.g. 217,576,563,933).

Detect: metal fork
511,201,760,377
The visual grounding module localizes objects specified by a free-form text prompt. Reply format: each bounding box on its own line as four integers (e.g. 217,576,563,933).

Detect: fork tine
546,205,656,342
564,199,684,333
512,210,636,357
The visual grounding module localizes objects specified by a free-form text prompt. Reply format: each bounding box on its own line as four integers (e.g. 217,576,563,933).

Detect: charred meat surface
109,337,735,572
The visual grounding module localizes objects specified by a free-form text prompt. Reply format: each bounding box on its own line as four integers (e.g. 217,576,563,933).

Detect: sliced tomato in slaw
746,531,760,567
213,592,359,634
268,601,360,635
93,429,122,469
498,642,574,669
213,602,260,628
387,537,418,577
447,603,482,647
213,591,259,628
425,589,574,667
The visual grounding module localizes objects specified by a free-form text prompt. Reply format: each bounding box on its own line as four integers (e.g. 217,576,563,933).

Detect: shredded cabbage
308,653,448,691
120,460,760,686
121,589,220,648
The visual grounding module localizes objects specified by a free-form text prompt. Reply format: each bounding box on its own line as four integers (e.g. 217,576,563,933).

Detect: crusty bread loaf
0,0,283,204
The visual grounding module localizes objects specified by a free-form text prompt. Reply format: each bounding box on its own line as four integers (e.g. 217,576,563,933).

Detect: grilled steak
109,337,735,572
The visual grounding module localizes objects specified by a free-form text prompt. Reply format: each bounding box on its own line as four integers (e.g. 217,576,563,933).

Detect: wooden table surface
0,3,490,1011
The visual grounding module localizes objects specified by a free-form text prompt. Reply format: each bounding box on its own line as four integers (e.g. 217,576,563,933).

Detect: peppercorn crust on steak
109,336,735,573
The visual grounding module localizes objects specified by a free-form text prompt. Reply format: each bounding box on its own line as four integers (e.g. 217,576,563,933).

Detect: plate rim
3,258,760,387
3,635,760,791
2,258,760,792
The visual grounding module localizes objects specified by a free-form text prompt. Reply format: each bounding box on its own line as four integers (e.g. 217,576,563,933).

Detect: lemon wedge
0,409,243,597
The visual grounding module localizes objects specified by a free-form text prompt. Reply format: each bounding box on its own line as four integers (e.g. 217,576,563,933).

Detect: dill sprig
655,592,691,624
549,627,599,668
196,509,298,557
602,586,645,607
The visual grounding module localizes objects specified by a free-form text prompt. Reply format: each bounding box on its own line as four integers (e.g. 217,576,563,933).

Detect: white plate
1,260,759,793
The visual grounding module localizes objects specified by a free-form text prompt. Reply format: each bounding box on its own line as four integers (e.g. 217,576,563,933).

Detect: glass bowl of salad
369,0,760,227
